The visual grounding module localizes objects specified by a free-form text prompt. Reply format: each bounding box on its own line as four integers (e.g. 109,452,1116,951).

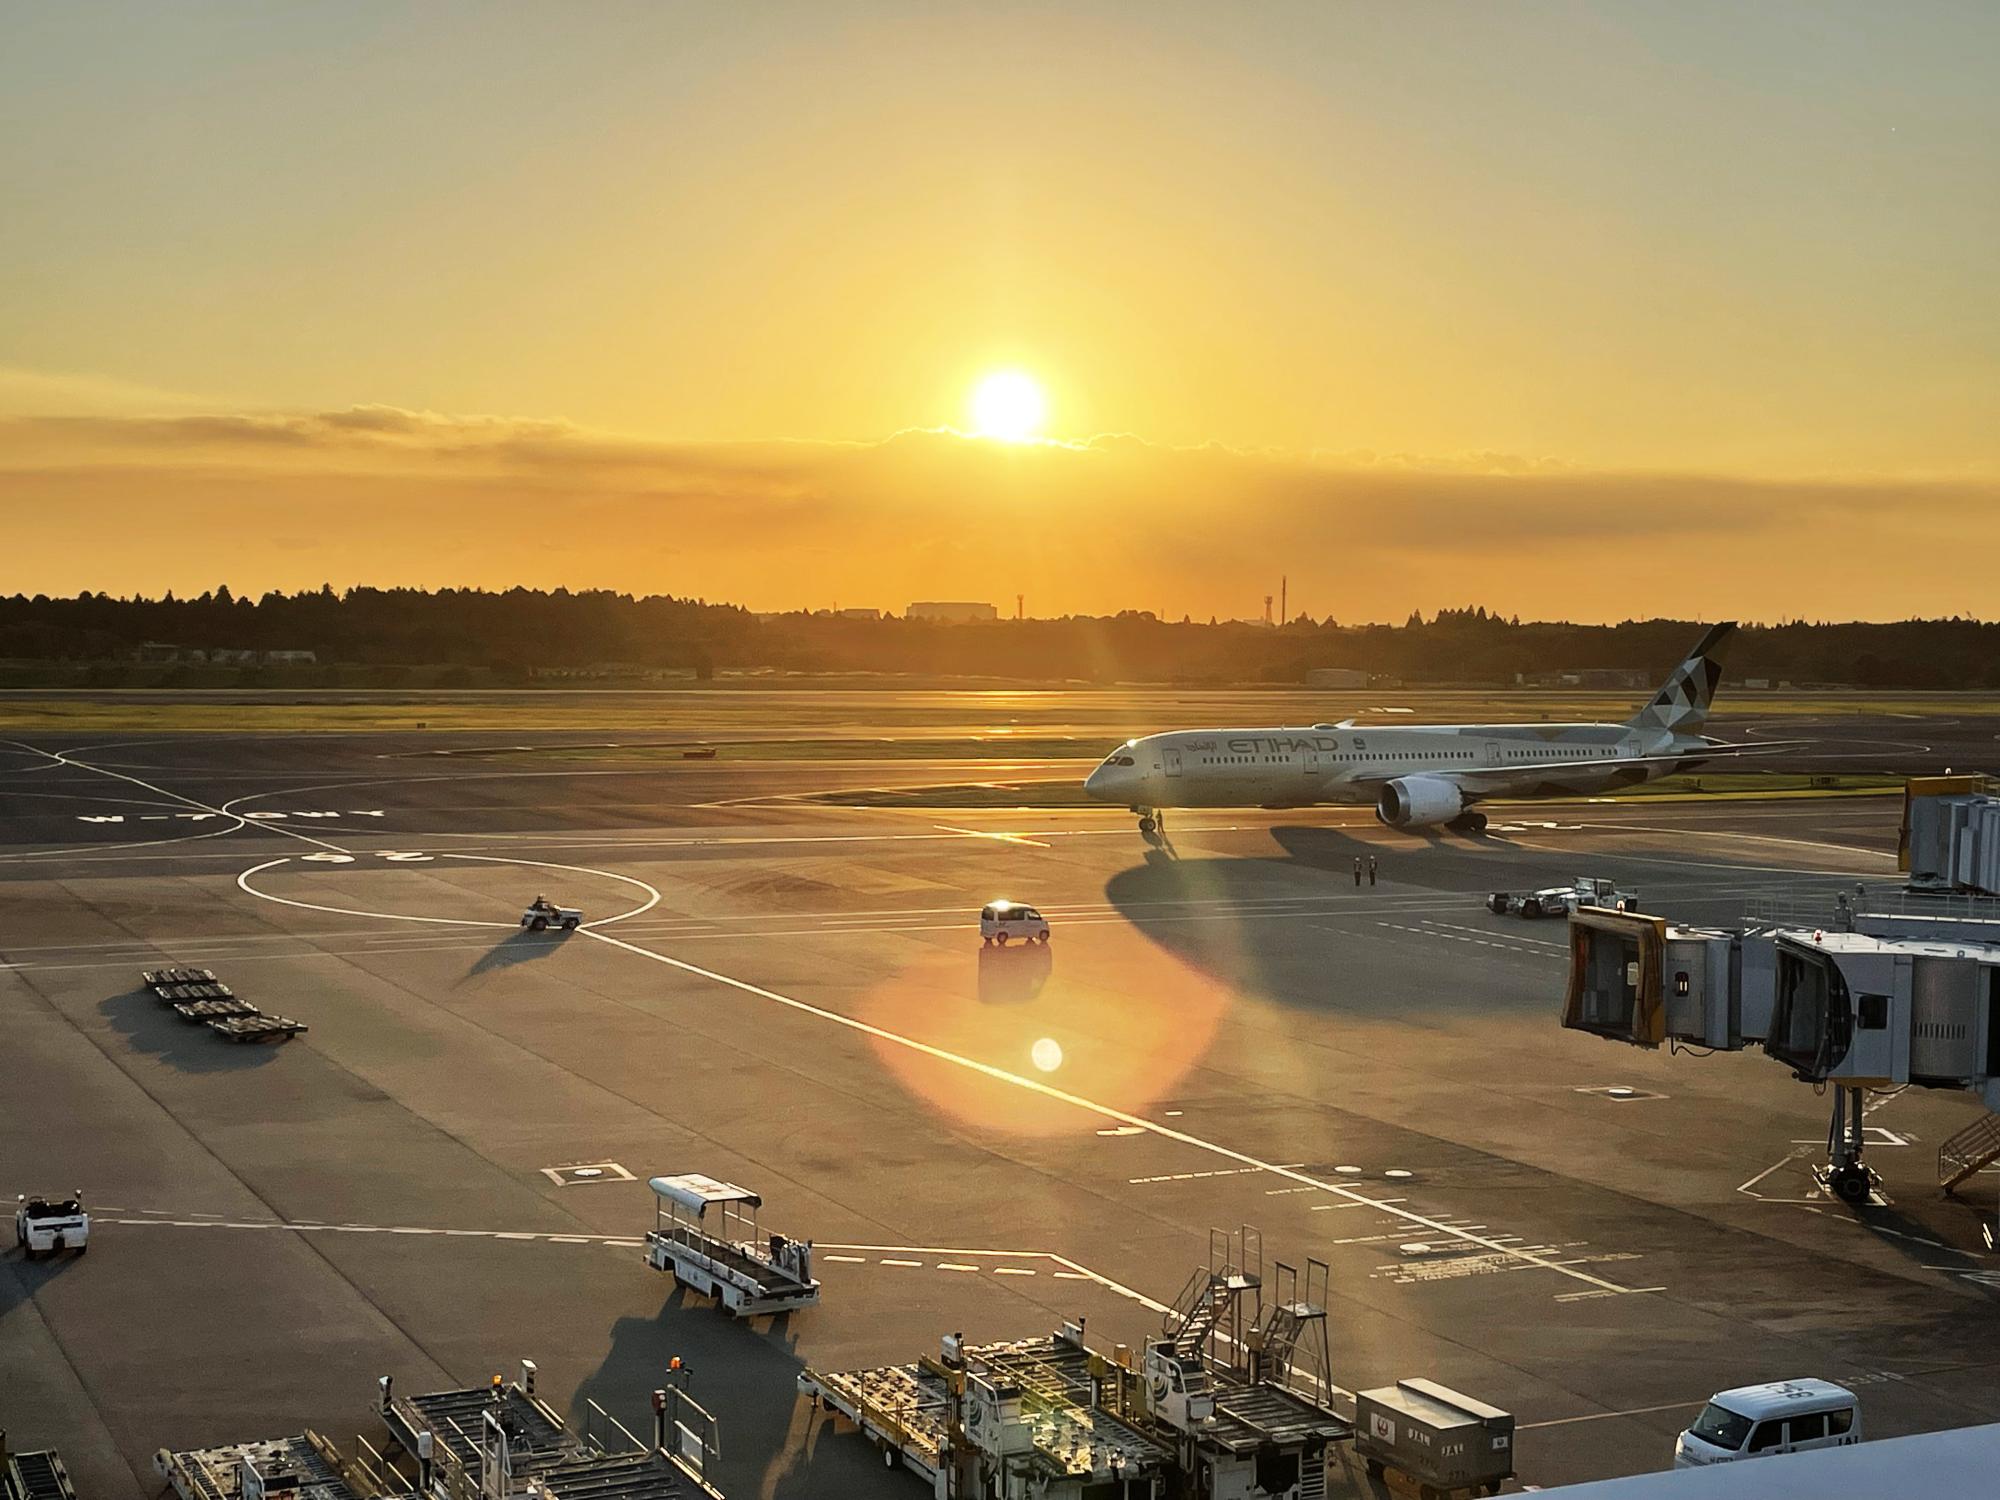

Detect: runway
5,724,2000,1498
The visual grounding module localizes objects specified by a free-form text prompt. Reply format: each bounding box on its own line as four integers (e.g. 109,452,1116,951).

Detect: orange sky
3,4,1997,619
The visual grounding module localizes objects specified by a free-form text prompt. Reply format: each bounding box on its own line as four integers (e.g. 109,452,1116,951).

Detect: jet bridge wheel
1829,1163,1873,1206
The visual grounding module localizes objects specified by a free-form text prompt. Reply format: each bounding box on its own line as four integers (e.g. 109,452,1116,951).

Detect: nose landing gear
1135,808,1166,846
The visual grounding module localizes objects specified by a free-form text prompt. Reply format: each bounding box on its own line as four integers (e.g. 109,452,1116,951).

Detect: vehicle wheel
1520,898,1541,919
883,1448,896,1469
982,936,992,946
1364,1459,1384,1480
561,918,579,930
530,916,548,932
1832,1165,1872,1206
996,931,1009,946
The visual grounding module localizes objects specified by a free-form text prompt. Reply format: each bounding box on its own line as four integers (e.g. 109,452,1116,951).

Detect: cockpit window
1102,754,1136,767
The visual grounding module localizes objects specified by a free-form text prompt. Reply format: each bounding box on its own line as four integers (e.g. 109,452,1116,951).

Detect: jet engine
1376,775,1465,828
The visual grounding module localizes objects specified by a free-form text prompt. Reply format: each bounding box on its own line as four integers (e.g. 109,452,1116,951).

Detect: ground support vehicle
644,1173,819,1316
1486,876,1637,919
15,1194,89,1259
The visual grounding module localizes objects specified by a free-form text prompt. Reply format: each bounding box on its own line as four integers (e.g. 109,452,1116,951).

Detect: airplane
1083,623,1778,838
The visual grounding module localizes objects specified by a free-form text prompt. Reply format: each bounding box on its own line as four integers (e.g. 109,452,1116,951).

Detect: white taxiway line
578,926,1645,1297
1519,1399,1703,1430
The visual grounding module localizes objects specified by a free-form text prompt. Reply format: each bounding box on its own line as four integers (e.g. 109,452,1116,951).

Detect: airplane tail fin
1626,622,1737,737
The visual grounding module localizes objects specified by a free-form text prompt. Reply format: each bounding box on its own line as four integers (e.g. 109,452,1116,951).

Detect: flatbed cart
144,967,218,989
207,1014,308,1043
645,1173,819,1316
173,997,262,1022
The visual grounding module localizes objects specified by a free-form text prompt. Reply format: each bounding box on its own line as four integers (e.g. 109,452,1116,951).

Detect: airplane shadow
1103,822,1527,1014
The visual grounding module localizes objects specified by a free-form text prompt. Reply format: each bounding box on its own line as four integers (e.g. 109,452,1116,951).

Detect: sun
969,370,1047,442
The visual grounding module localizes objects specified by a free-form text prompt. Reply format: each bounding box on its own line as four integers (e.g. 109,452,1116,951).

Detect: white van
980,901,1050,945
1674,1380,1860,1467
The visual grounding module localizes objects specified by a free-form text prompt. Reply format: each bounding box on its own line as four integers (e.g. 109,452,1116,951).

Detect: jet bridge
1562,898,2000,1210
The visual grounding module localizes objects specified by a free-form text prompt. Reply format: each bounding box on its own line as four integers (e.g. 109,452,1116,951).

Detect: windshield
1689,1403,1753,1451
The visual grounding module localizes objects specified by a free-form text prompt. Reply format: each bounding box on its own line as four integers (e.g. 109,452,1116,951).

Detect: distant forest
0,587,1994,689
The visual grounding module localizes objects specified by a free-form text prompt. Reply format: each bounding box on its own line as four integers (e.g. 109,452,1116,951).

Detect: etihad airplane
1083,623,1768,837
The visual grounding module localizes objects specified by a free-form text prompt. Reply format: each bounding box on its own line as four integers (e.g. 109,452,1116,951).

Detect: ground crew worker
1368,855,1378,886
1353,856,1362,887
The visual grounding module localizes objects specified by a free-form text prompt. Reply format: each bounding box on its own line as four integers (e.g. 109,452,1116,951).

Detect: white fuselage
1084,720,1686,814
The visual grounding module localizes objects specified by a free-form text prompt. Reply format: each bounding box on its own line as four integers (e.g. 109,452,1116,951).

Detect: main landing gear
1447,811,1489,834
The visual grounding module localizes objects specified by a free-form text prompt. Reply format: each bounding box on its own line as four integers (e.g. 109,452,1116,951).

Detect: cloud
3,403,1997,621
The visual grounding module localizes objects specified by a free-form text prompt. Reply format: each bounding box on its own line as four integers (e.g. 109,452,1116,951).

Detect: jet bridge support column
1824,1086,1877,1206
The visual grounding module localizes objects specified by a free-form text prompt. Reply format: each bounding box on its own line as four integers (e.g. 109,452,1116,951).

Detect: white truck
521,896,582,932
15,1193,90,1258
1486,876,1638,920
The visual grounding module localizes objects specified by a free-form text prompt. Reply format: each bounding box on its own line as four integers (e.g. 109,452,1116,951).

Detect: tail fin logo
1629,622,1736,737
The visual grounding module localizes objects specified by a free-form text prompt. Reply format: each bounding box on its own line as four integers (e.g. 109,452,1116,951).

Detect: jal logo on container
1370,1414,1396,1445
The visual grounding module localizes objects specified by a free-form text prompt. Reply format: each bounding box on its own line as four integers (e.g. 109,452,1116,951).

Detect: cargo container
1355,1378,1513,1497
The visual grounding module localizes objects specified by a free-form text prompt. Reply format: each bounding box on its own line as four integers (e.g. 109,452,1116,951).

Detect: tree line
0,588,1995,687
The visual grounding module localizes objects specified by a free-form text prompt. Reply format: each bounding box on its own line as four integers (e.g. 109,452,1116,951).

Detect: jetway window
1859,994,1888,1030
1674,971,1690,997
1767,944,1853,1079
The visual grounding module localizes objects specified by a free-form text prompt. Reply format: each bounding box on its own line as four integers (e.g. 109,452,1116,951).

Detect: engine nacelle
1376,775,1465,828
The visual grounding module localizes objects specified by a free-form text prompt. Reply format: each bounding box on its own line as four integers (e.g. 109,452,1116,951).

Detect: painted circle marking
236,853,661,930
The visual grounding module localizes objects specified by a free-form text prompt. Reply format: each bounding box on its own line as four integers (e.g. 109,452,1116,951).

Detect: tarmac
5,709,2000,1499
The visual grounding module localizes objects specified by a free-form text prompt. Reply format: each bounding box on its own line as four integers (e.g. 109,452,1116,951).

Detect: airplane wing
1347,739,1807,796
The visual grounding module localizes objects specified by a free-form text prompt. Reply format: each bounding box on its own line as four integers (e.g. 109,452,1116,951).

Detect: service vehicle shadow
0,1246,81,1315
573,1299,885,1500
467,926,573,978
96,988,280,1073
976,940,1053,1004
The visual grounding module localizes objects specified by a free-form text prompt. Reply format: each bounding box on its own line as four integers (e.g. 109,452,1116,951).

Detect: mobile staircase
1940,1111,2000,1196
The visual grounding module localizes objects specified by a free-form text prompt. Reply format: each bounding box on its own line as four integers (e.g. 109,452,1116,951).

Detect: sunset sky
4,2,1997,620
